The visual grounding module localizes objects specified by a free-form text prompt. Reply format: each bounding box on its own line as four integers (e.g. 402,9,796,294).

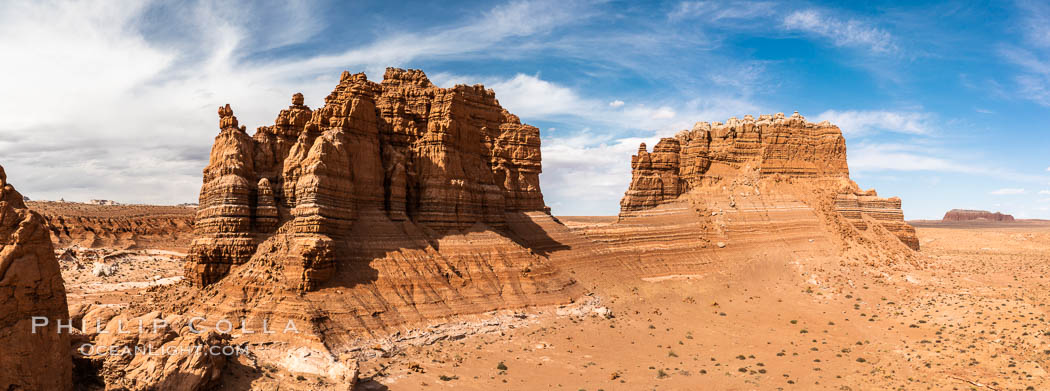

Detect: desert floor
60,220,1050,390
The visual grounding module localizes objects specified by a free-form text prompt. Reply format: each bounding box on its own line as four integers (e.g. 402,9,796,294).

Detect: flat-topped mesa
942,209,1015,222
619,112,919,251
187,68,546,288
620,112,849,213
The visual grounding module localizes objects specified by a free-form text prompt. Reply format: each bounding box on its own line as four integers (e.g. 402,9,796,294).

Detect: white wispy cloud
990,188,1025,195
1000,2,1050,107
269,0,591,77
782,9,897,54
815,110,933,136
1039,190,1050,195
848,143,957,172
847,142,1049,183
669,1,777,21
429,71,761,215
432,72,759,133
1017,0,1050,48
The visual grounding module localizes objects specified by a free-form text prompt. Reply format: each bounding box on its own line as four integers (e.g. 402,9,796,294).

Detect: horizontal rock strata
187,69,546,288
834,190,920,250
619,112,919,251
621,112,848,213
175,69,576,348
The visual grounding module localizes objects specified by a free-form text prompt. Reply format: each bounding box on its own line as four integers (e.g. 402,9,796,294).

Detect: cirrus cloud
990,188,1026,195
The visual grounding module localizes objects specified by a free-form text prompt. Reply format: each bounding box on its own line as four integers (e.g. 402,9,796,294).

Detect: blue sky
1,0,1049,219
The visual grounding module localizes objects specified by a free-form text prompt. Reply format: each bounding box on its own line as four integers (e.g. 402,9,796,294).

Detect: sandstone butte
942,208,1015,222
620,112,920,251
170,68,920,367
0,164,72,390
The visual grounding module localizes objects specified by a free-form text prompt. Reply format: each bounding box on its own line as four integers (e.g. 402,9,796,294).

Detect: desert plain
48,206,1050,390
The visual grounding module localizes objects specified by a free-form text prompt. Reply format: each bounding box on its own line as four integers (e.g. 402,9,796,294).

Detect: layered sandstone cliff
0,164,72,390
942,209,1014,222
834,190,919,250
176,70,575,352
619,112,919,251
187,69,546,288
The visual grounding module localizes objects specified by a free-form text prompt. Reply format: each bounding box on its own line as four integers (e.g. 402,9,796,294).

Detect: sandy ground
59,247,186,305
351,221,1050,390
60,221,1050,390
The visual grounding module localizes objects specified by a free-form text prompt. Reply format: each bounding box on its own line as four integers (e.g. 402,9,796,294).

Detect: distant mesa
942,209,1014,222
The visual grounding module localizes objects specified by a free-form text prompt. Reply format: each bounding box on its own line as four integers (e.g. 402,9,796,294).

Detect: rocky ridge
28,202,195,251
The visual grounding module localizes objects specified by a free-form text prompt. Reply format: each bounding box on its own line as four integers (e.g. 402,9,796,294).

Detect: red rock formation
942,209,1015,222
619,112,919,251
621,139,682,211
186,68,548,290
0,164,73,390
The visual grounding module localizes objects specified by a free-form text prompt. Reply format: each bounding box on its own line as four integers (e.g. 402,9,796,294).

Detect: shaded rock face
0,164,73,390
619,112,919,251
942,209,1015,222
187,68,545,289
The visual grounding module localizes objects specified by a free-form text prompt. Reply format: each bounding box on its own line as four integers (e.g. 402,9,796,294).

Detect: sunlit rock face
619,112,919,251
187,68,546,290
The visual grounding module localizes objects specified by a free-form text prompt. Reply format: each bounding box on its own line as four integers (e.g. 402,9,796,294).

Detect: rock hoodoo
619,112,919,251
187,68,545,289
942,209,1014,222
0,164,72,390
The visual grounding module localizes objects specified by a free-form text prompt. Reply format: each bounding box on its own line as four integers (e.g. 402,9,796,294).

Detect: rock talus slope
0,164,72,390
619,112,919,251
